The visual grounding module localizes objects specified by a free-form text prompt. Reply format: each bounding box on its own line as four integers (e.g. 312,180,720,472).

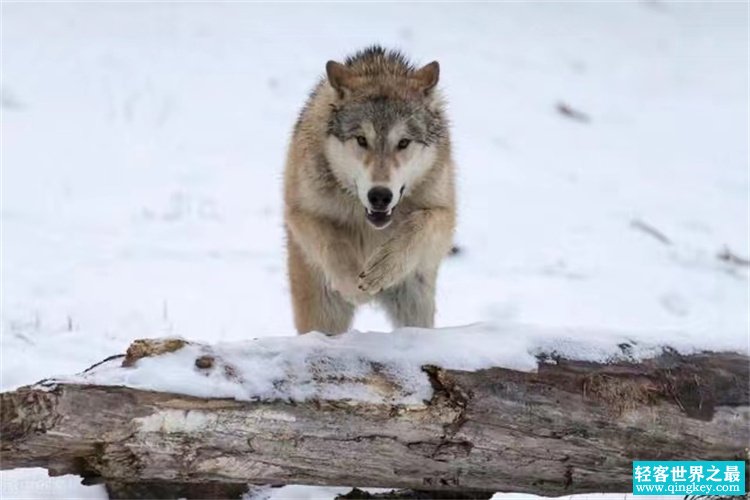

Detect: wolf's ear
326,60,354,98
413,61,440,95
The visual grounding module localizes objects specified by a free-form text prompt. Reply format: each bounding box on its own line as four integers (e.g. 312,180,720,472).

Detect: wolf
283,46,456,335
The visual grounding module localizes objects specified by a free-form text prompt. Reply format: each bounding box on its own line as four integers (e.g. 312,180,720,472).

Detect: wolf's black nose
367,187,393,210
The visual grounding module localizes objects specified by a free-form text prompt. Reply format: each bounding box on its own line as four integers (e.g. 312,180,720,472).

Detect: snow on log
1,326,748,498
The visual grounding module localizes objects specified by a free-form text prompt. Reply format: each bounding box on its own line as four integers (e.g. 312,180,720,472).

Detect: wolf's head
323,47,447,229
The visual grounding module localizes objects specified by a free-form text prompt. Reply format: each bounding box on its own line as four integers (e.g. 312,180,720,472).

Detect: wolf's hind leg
377,271,436,328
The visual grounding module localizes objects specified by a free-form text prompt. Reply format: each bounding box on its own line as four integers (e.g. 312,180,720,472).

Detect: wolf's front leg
286,209,369,305
358,208,454,295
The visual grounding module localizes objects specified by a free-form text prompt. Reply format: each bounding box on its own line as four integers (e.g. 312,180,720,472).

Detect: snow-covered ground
1,1,747,498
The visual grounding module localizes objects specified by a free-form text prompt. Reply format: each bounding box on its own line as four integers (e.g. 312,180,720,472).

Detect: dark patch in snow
556,102,590,123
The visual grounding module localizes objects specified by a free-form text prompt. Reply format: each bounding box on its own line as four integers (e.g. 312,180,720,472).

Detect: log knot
422,365,469,435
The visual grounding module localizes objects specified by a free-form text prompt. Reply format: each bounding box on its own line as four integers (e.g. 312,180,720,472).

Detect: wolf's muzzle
365,187,394,228
367,187,393,211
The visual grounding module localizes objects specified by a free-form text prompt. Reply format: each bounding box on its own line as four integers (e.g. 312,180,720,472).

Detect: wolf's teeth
386,209,392,216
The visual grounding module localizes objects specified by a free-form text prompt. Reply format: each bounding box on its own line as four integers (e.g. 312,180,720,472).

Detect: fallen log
1,329,748,498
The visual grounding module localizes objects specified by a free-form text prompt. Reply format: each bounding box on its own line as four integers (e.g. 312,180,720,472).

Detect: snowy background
1,1,748,498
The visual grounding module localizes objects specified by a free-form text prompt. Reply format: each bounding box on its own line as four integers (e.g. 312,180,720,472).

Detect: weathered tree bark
2,339,748,499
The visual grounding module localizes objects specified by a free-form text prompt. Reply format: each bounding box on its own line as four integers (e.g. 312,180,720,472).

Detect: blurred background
1,2,748,497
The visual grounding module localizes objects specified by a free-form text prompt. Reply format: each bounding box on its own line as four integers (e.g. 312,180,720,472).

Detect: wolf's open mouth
365,208,392,228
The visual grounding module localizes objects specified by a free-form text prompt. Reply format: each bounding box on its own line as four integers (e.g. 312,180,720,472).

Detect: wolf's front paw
358,247,401,295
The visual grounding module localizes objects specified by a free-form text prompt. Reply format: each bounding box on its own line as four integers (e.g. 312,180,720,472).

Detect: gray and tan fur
284,46,456,334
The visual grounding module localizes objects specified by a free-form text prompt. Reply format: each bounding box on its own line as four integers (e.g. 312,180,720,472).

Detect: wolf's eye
356,136,368,149
397,138,411,150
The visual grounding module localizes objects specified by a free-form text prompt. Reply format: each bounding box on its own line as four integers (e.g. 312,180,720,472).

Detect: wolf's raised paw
358,249,400,295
